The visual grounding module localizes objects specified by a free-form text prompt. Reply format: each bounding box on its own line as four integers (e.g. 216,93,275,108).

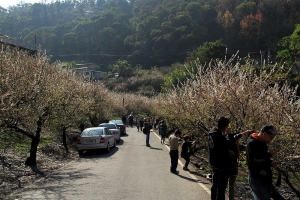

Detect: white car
76,127,116,155
99,123,121,143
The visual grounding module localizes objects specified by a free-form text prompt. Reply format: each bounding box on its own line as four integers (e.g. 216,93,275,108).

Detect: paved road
13,127,211,200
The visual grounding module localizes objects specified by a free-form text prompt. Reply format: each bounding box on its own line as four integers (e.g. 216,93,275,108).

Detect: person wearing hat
246,124,280,200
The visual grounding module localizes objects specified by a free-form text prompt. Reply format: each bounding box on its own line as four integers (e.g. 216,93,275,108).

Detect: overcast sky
0,0,47,9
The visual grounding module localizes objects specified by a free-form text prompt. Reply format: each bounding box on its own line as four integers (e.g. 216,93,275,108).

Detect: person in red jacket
246,124,280,200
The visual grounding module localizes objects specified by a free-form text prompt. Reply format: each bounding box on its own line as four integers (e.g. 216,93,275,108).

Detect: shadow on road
149,147,163,150
78,146,119,159
176,173,211,186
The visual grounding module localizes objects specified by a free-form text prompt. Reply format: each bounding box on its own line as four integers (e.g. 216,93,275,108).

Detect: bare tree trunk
25,118,43,166
25,131,40,166
62,127,69,153
276,168,300,198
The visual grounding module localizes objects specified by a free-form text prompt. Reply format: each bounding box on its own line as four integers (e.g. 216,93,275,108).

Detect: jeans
146,133,150,144
161,134,166,143
182,156,190,168
228,175,236,200
211,169,229,200
169,150,179,172
248,175,271,200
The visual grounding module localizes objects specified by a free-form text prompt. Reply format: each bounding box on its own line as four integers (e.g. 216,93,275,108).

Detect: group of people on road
130,113,280,200
208,117,280,200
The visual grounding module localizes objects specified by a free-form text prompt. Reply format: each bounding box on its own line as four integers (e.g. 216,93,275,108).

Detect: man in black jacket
246,124,280,200
208,117,231,200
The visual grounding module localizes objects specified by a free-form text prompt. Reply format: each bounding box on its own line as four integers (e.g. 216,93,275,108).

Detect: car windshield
81,129,103,136
99,124,116,129
109,120,123,124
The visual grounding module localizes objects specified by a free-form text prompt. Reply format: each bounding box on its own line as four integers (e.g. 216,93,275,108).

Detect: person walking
136,118,140,132
159,120,167,144
246,124,280,200
181,135,195,171
169,129,182,174
143,119,152,147
208,117,232,200
139,117,144,132
128,114,134,127
122,115,127,127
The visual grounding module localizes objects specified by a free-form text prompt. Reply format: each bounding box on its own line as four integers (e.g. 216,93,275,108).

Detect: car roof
109,119,122,123
83,127,107,131
99,123,117,127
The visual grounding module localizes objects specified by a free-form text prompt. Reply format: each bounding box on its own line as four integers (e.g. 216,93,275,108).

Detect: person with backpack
143,119,152,147
181,135,195,171
159,120,167,144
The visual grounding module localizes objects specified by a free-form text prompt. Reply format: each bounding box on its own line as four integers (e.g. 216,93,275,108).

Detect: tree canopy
1,0,300,68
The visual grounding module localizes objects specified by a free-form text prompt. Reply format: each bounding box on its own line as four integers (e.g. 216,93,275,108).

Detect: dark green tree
276,24,300,67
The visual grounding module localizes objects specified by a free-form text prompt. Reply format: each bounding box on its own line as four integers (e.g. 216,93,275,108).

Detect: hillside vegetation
1,0,300,68
1,45,300,198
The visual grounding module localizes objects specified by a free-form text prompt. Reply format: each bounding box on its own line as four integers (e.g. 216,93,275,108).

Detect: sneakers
183,167,190,171
171,171,179,175
146,144,151,147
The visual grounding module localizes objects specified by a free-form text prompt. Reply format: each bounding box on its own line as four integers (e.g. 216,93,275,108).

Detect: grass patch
0,131,56,153
236,174,248,182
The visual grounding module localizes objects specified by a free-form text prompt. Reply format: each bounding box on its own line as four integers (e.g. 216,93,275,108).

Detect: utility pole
260,50,265,66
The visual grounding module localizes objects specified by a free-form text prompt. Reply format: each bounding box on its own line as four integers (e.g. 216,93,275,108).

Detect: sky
0,0,44,9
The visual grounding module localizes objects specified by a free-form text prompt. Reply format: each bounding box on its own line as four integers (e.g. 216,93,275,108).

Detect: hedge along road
11,127,211,200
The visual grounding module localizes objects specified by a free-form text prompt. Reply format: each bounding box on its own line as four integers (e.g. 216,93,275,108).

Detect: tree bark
25,132,40,166
62,127,69,153
25,118,43,166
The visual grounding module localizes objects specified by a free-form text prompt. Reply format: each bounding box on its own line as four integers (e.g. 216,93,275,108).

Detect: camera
234,132,243,140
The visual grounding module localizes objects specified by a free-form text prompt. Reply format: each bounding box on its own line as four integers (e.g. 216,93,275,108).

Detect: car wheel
113,139,117,147
106,143,110,153
78,150,84,156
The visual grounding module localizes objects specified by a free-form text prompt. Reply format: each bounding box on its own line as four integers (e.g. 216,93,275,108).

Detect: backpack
143,124,151,134
143,127,147,134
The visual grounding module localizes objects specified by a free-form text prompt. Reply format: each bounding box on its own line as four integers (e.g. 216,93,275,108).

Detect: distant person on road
159,120,167,144
139,117,144,132
143,119,152,147
122,115,127,126
128,114,134,127
246,124,280,200
154,118,159,129
136,117,140,132
150,117,154,127
181,135,195,171
169,129,182,174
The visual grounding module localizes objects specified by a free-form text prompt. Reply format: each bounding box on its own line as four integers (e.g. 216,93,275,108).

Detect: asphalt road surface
13,127,211,200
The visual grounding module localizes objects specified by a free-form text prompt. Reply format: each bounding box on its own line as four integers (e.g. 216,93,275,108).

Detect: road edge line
153,130,211,195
